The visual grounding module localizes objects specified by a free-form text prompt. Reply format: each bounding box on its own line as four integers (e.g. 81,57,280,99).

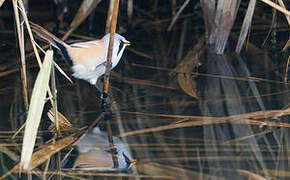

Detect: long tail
29,21,68,49
29,22,73,66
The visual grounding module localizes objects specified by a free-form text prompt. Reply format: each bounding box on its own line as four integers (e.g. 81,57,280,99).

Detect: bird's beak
124,40,130,46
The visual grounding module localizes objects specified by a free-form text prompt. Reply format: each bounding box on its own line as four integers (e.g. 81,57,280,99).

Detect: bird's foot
101,93,111,110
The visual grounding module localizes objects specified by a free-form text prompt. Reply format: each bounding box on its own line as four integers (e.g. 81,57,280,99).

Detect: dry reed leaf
259,0,290,16
169,38,204,98
62,0,101,40
0,68,18,78
177,73,198,98
20,50,53,170
0,146,19,162
223,130,272,145
145,156,287,162
119,107,290,137
237,169,266,180
23,135,76,171
47,109,73,131
0,135,77,179
169,38,204,77
235,0,256,54
136,162,229,180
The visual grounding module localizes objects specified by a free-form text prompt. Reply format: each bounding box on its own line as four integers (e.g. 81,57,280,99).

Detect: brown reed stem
102,0,120,169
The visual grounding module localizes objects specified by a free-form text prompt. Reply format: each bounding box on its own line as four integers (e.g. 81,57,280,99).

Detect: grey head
102,33,130,66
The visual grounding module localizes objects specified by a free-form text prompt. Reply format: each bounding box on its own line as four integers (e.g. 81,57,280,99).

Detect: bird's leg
103,62,113,70
94,80,111,104
101,91,111,106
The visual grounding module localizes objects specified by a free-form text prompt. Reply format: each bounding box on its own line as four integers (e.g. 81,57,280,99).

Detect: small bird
29,22,130,91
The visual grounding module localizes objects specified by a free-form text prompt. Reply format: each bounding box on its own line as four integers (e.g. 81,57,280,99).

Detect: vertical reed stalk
171,0,176,15
12,0,29,110
102,0,119,105
105,0,115,34
18,0,54,106
235,0,256,54
102,0,120,168
50,63,61,136
50,58,61,180
127,0,133,24
284,55,290,82
62,0,101,40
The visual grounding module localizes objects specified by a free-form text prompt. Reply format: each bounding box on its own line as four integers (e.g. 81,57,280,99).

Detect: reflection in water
73,126,134,171
198,52,286,179
1,34,289,179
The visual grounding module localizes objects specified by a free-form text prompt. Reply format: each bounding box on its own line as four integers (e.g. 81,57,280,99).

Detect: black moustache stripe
117,41,124,56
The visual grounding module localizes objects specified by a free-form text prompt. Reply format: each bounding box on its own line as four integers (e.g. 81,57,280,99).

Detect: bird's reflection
71,126,135,171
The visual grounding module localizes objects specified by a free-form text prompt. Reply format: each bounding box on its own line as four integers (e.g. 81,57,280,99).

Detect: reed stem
102,0,120,169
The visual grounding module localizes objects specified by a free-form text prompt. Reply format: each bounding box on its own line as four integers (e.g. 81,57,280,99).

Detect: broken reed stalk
102,0,120,168
62,0,101,40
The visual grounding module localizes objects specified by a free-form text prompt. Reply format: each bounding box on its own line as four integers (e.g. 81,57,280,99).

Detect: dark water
0,2,290,179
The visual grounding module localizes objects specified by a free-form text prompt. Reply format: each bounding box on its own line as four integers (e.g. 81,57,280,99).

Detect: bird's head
102,33,130,66
103,33,130,47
